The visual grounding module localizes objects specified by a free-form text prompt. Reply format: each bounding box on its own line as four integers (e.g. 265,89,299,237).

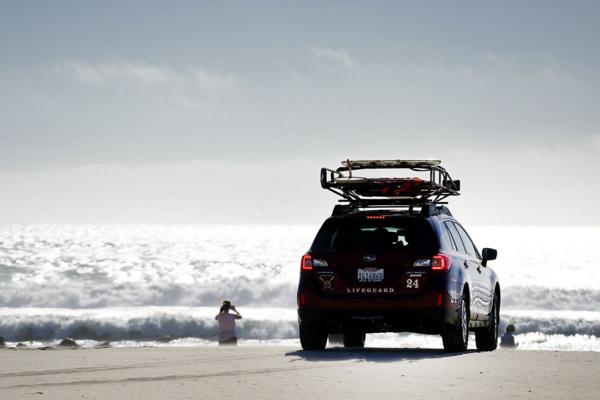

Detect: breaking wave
2,307,600,344
500,310,600,336
0,307,298,342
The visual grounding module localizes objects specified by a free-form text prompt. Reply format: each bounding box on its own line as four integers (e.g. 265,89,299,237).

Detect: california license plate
357,268,384,283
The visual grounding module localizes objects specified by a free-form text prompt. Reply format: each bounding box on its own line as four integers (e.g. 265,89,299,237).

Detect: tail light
413,254,452,272
301,254,312,271
431,254,451,272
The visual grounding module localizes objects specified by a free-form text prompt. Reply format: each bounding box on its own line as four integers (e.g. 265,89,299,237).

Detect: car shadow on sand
285,347,476,363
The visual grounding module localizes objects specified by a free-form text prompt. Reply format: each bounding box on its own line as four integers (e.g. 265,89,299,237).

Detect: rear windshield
311,216,438,253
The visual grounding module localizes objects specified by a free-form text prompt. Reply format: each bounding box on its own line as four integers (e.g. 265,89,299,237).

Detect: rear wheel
299,322,327,350
442,295,469,352
475,293,499,351
343,330,366,348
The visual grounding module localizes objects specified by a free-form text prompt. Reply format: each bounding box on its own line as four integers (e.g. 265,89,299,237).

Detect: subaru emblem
363,255,377,262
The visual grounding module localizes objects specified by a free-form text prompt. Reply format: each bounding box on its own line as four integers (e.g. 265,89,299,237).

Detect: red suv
297,160,499,352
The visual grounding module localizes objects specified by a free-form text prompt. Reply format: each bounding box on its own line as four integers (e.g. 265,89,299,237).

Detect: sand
1,346,598,400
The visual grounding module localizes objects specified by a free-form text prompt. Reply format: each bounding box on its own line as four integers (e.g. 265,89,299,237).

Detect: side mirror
481,248,497,267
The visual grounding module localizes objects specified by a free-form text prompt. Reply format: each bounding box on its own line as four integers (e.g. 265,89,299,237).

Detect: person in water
500,324,518,348
215,300,242,345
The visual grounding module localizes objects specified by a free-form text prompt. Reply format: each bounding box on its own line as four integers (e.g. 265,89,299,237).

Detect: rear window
311,216,438,253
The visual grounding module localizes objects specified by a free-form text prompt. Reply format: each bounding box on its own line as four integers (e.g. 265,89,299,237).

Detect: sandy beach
1,346,598,400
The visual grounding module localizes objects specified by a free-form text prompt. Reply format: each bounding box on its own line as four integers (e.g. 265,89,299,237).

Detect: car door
444,221,482,319
442,221,475,308
452,222,492,320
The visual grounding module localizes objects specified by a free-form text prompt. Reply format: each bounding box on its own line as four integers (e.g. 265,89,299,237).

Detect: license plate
357,268,384,283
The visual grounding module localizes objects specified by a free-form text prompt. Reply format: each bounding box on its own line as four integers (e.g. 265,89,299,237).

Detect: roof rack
320,159,460,210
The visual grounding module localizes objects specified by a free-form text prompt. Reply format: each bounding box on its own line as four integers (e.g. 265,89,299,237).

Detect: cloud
60,61,236,90
64,61,173,85
310,46,359,69
171,93,214,112
539,60,581,86
192,69,236,89
485,53,498,63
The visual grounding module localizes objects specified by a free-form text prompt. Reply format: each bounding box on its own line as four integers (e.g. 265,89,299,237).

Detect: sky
1,1,599,225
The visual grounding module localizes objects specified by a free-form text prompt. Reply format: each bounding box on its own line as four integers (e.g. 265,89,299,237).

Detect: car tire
442,295,469,352
299,322,327,350
475,293,499,351
342,330,366,348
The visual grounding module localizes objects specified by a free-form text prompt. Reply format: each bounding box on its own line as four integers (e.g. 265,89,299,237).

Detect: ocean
1,224,599,351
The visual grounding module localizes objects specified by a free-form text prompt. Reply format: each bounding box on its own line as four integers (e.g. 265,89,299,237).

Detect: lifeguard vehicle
297,160,499,352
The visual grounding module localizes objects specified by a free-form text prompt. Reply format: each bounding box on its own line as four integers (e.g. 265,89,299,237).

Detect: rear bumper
297,306,458,335
297,271,464,334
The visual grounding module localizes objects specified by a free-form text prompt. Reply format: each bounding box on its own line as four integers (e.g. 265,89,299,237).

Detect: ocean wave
0,307,298,342
500,312,600,337
0,279,298,308
2,307,600,343
4,281,600,314
502,286,600,311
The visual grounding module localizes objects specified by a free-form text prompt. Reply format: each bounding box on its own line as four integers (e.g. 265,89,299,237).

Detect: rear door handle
463,261,469,268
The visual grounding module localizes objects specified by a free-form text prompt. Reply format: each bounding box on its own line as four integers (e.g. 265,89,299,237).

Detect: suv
297,160,499,352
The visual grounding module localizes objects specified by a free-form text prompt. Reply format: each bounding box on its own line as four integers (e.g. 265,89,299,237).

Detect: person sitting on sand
500,324,518,348
215,300,242,345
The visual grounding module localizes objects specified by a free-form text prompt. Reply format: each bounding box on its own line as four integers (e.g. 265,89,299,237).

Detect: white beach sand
1,346,598,400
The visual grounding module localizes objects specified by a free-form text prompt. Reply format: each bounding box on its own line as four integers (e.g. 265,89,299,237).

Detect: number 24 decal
406,278,419,288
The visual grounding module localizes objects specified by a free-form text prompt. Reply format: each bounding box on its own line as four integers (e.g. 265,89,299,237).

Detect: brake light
301,254,312,271
366,215,386,219
431,254,451,272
